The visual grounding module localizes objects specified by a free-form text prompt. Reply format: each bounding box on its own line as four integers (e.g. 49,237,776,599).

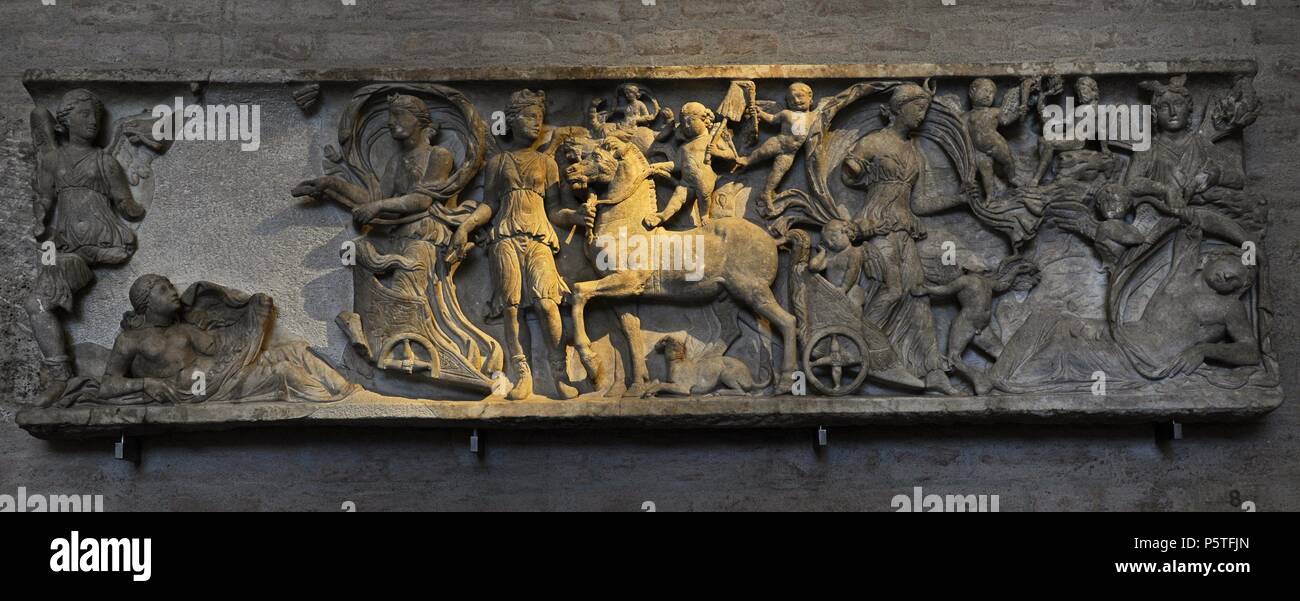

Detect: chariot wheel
377,334,442,378
802,326,870,396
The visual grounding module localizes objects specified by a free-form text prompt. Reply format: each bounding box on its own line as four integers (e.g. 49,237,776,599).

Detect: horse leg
712,294,742,352
618,310,653,397
728,283,799,394
570,270,650,389
569,280,605,390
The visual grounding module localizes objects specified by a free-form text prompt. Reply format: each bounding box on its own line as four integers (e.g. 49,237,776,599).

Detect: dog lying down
644,334,770,397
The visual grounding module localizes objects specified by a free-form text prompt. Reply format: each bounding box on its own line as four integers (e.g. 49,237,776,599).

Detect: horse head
563,135,648,194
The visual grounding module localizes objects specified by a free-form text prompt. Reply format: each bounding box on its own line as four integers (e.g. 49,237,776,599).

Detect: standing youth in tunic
450,90,585,400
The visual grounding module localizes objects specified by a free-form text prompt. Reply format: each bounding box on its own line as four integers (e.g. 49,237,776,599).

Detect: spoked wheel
377,334,442,378
802,326,869,396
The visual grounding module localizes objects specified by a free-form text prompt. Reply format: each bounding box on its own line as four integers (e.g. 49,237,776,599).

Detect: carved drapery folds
12,63,1281,436
303,83,503,393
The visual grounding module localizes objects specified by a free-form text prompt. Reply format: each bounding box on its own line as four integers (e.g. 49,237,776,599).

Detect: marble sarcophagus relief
11,62,1280,438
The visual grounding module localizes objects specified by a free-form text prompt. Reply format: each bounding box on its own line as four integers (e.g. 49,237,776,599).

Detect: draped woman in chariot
837,83,982,395
769,81,982,394
294,86,503,392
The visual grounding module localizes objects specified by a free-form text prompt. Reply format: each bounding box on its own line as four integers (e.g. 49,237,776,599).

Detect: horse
561,135,798,395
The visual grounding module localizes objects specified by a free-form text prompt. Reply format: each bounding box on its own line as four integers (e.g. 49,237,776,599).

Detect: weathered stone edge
21,59,1258,88
14,387,1283,440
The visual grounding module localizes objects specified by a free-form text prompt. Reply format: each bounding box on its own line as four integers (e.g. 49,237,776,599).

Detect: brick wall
1,0,1298,511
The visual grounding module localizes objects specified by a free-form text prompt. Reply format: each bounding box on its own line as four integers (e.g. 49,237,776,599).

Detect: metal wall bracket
114,434,140,464
1154,421,1184,441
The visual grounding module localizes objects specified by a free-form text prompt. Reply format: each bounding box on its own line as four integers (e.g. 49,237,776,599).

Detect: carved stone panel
10,62,1280,438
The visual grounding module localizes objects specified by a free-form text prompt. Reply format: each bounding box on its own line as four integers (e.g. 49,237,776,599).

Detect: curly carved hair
506,89,546,121
679,101,715,128
1139,74,1191,106
785,82,813,106
54,88,104,136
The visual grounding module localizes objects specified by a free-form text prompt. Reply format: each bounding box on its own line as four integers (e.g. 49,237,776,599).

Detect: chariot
786,232,922,396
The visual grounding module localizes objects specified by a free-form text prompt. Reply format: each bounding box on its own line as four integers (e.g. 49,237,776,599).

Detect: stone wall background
2,0,1298,511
